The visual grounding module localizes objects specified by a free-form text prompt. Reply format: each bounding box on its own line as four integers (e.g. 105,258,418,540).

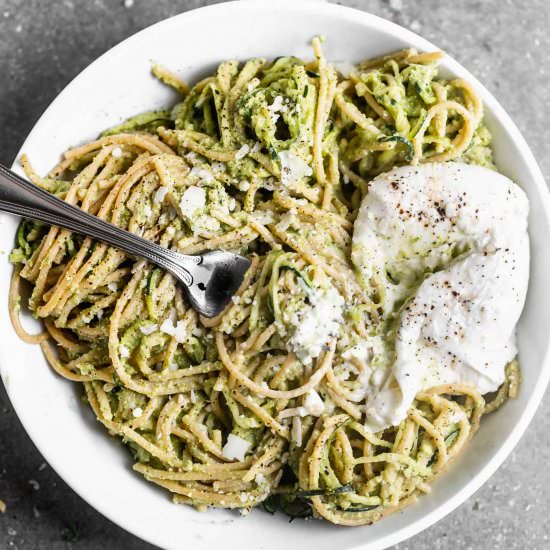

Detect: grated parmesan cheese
302,389,324,416
154,186,169,204
180,185,206,216
222,434,251,461
160,319,176,336
268,95,284,113
160,319,188,343
278,150,312,187
287,285,344,364
189,166,214,184
235,144,250,160
140,323,158,335
238,180,251,192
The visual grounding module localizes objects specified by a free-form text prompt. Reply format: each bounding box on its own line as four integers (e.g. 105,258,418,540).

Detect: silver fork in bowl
0,163,251,318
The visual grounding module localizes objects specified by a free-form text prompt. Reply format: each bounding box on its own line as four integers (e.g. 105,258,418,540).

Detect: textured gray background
0,0,549,548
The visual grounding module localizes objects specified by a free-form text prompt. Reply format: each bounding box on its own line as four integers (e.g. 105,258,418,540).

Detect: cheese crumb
111,147,123,158
276,208,297,232
222,434,251,461
140,324,158,335
132,407,143,418
268,95,284,113
154,186,169,204
235,144,250,160
279,150,312,187
160,319,188,343
180,186,206,216
119,345,130,358
189,166,214,184
173,321,188,343
303,389,324,416
288,286,344,364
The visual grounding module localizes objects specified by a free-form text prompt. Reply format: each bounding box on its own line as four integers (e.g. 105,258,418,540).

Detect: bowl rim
3,1,550,549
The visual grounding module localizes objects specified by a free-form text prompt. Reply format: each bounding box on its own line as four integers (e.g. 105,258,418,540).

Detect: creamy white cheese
352,162,529,431
287,285,344,364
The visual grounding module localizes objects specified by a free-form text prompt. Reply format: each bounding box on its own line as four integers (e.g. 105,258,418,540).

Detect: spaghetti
9,39,519,524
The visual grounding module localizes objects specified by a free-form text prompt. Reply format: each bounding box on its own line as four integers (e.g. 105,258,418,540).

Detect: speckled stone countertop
0,1,549,548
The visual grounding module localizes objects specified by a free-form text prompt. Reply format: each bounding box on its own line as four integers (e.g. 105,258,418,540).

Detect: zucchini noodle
9,39,518,525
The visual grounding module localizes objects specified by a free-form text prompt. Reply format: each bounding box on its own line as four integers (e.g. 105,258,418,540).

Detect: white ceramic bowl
1,2,549,549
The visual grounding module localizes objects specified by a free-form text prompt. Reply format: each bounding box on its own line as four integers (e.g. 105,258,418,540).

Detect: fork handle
0,163,200,286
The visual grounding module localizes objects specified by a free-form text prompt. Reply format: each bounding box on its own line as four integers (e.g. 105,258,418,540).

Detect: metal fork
0,163,251,317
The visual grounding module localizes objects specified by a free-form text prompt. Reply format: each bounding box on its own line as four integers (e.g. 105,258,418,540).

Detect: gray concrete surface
0,0,549,548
